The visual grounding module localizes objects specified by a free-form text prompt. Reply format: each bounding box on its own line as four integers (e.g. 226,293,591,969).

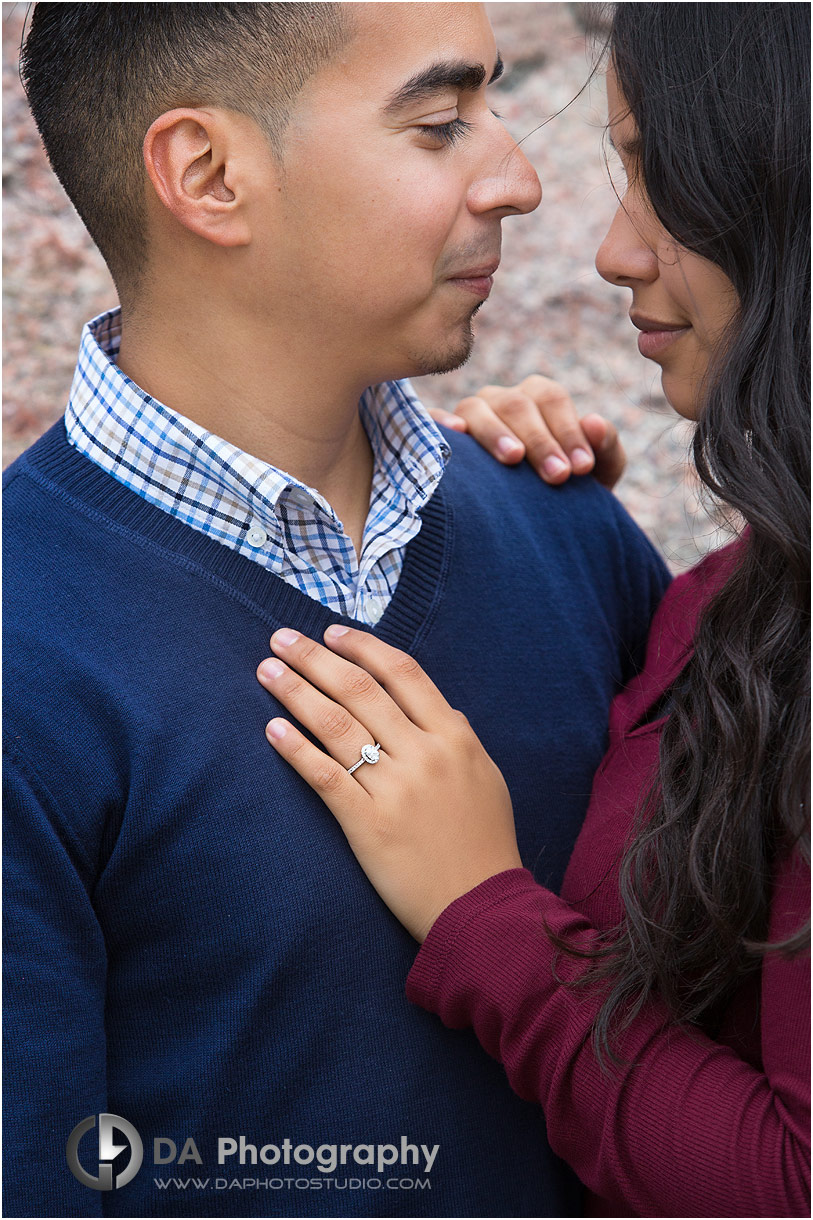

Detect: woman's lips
631,314,691,359
637,327,691,358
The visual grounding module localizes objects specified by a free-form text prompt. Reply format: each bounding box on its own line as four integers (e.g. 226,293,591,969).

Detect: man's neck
116,306,376,558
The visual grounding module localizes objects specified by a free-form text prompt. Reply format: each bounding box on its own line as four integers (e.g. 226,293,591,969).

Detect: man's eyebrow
383,52,504,114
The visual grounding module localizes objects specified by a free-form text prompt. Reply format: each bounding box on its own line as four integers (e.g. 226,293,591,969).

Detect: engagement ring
347,743,381,775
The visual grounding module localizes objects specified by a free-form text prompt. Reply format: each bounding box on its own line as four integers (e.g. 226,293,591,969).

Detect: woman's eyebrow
608,131,642,157
383,53,504,115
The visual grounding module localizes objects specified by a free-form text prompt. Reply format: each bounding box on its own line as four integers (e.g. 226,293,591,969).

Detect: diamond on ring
348,743,381,775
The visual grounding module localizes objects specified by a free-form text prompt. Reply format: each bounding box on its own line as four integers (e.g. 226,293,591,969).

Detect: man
4,4,670,1217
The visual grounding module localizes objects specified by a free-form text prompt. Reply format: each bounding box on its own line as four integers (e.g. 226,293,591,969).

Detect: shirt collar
67,307,451,533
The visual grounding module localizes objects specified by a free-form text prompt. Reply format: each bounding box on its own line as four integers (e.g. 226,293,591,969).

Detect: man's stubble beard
405,301,483,377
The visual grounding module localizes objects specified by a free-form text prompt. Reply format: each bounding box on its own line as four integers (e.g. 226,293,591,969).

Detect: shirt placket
279,489,359,615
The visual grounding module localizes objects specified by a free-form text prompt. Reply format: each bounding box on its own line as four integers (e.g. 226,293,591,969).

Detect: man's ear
143,108,254,247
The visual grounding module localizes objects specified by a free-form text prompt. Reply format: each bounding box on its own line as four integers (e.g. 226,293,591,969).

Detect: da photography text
66,1114,439,1193
160,1134,440,1175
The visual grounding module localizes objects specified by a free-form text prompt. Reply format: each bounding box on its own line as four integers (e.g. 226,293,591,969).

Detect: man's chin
406,309,480,377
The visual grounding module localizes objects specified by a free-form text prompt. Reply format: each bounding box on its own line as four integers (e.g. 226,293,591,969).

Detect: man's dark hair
20,2,350,301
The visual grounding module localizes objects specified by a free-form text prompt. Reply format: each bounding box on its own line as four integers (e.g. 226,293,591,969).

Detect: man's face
249,3,542,385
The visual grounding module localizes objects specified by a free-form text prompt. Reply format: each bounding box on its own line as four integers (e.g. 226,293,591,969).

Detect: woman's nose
595,201,659,287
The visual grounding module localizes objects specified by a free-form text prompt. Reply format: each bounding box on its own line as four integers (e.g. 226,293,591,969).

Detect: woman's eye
608,150,629,188
417,117,474,148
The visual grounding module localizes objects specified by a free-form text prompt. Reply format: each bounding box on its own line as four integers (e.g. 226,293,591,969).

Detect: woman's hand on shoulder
428,373,627,490
257,626,522,943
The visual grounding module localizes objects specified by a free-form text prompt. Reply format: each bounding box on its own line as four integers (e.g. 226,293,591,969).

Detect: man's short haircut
20,2,350,301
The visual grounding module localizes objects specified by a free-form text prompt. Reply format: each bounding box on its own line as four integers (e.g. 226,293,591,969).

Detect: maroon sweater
406,542,810,1218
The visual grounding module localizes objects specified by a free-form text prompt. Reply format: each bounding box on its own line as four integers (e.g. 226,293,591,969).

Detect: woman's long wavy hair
564,3,810,1065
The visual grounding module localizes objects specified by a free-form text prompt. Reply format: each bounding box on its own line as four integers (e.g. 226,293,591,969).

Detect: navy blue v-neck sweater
4,420,669,1218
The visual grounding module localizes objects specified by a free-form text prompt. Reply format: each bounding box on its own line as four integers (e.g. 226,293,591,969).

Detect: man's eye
416,117,474,148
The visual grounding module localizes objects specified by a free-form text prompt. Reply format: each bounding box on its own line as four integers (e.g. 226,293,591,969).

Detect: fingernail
325,624,350,640
570,447,593,470
266,719,288,740
273,629,299,647
543,455,569,477
259,659,285,681
496,436,523,458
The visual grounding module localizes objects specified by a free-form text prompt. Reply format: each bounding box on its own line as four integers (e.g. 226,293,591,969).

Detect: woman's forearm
406,862,811,1218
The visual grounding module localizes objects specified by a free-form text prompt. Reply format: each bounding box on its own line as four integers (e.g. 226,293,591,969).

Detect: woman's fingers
580,413,626,489
319,625,463,731
453,396,527,464
426,406,468,433
488,375,595,480
453,376,598,483
510,375,596,476
258,655,381,771
264,717,372,824
445,375,627,489
257,632,412,763
265,625,459,733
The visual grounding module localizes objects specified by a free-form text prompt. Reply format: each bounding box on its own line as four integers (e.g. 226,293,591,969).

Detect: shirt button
246,525,268,548
366,597,384,625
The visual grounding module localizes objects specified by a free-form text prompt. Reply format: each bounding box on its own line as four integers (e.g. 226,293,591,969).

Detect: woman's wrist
406,867,540,1007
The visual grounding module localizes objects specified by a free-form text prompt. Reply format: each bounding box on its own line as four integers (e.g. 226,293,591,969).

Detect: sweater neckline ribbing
12,419,454,652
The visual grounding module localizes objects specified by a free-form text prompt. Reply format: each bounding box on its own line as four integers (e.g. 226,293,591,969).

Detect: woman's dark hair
565,3,810,1064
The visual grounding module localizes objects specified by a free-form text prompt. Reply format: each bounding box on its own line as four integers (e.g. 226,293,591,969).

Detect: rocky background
2,2,728,571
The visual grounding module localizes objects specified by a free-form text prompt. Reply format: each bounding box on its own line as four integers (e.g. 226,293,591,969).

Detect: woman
254,5,810,1215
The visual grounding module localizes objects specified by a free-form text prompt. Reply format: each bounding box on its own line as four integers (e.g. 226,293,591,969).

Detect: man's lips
630,312,691,359
447,261,500,299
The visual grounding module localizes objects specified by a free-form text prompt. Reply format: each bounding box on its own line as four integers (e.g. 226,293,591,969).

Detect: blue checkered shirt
65,309,450,626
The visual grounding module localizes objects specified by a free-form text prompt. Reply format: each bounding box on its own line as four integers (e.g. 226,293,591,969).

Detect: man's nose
467,126,542,218
595,202,659,287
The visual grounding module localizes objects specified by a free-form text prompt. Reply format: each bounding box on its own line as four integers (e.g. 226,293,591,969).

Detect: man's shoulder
4,420,105,580
442,425,612,505
437,428,672,650
440,426,660,555
3,420,163,657
4,418,74,520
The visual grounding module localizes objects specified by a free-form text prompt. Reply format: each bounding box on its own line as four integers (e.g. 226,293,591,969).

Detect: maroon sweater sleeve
406,855,810,1217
